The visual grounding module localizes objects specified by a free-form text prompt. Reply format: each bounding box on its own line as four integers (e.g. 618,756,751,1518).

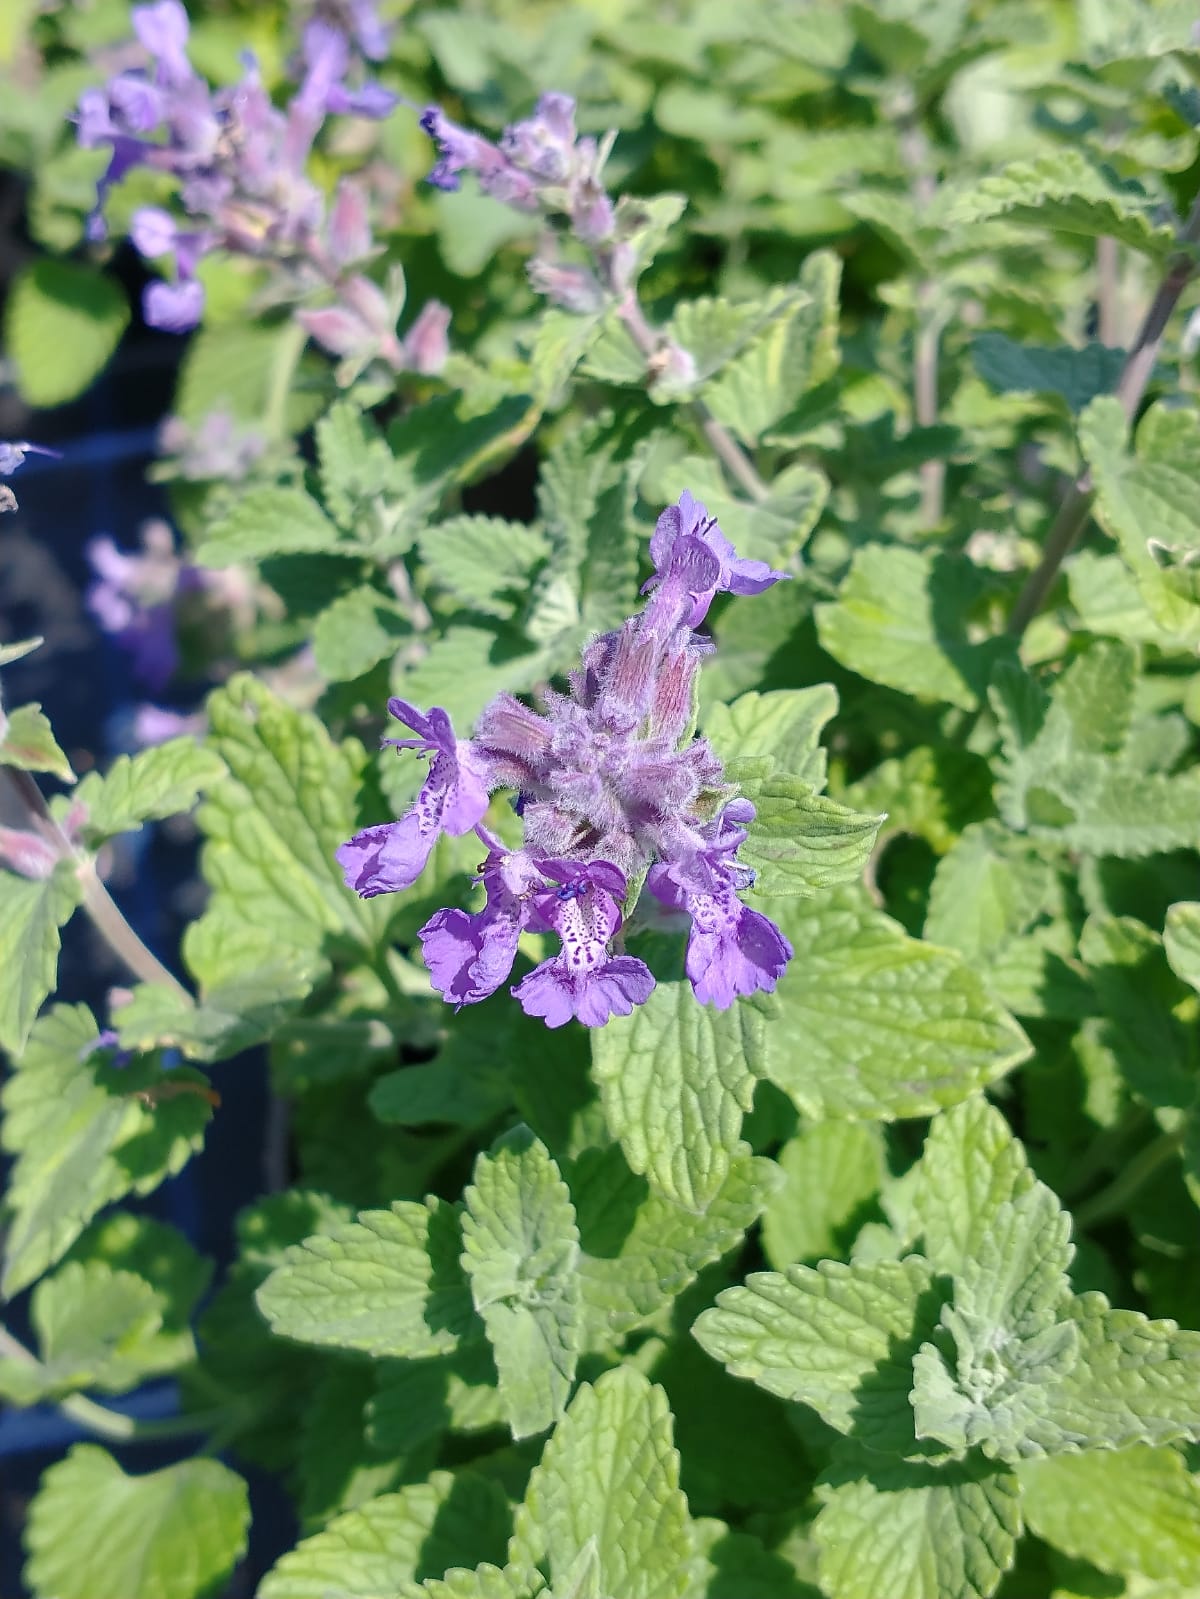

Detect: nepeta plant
5,4,1200,1599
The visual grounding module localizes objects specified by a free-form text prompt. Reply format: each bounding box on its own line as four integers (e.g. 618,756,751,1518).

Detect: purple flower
419,106,537,206
338,701,491,897
400,300,451,375
511,860,655,1028
133,0,195,89
419,837,545,1004
143,278,205,332
644,491,791,627
0,826,61,881
647,801,792,1008
0,440,60,476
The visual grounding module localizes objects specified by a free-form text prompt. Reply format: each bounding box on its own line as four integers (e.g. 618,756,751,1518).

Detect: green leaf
194,485,342,567
1,1005,210,1295
368,1342,505,1456
396,625,544,736
761,891,1030,1119
590,975,767,1212
1077,914,1197,1109
971,334,1126,414
573,1143,776,1343
946,151,1178,258
610,194,688,287
258,1471,513,1599
1164,902,1200,993
703,686,839,789
704,253,841,442
0,1261,162,1404
311,585,408,682
1018,1446,1200,1583
728,758,883,896
0,703,75,781
422,1566,540,1599
0,863,82,1056
1081,397,1200,632
255,1196,477,1358
24,1445,249,1599
693,1256,944,1456
419,515,549,620
761,1120,884,1269
114,955,316,1063
5,259,129,408
0,636,43,667
173,319,323,431
511,1367,694,1599
813,1456,1022,1599
315,399,402,531
816,547,1015,710
74,739,225,841
658,288,808,399
924,823,1060,966
195,674,387,962
460,1131,582,1438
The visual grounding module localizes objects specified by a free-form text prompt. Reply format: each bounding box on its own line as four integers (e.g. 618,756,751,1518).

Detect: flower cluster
338,492,794,1028
75,0,445,373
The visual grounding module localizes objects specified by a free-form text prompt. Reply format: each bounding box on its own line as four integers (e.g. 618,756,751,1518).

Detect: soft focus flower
336,492,793,1024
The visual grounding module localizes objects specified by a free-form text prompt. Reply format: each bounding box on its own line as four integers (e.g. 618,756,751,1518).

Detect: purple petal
512,953,654,1028
336,815,431,897
686,902,792,1009
130,206,177,258
419,908,491,1004
132,0,194,86
143,278,204,332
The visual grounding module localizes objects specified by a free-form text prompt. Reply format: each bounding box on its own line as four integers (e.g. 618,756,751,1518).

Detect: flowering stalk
76,0,449,378
418,95,769,500
337,493,794,1028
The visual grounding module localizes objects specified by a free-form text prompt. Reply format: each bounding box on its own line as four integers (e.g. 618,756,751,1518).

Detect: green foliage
4,258,129,407
0,702,75,781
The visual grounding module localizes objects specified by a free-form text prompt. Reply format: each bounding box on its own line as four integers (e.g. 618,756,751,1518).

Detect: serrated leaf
73,738,225,841
368,1341,505,1456
971,334,1127,414
511,1367,693,1599
1018,1446,1200,1583
114,955,316,1063
396,625,544,735
728,759,883,896
194,485,341,567
693,1255,944,1456
311,584,408,681
419,516,548,620
658,289,807,398
259,1471,513,1599
590,975,767,1212
1164,902,1200,994
0,703,74,781
947,151,1177,258
24,1445,249,1599
573,1143,775,1343
460,1131,581,1438
1,1005,210,1295
195,673,387,960
0,862,82,1056
924,823,1061,966
6,259,129,408
256,1196,476,1358
704,686,839,789
761,891,1030,1119
0,1261,161,1403
704,253,841,442
761,1120,885,1269
422,1565,540,1599
315,399,401,531
813,1455,1022,1599
816,546,1014,710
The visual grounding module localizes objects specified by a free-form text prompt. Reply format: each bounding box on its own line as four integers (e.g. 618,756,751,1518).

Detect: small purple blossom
0,441,61,476
337,493,793,1024
337,701,490,896
644,491,791,628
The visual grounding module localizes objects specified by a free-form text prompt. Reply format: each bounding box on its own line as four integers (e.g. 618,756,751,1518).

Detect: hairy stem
1073,1128,1184,1230
616,294,770,502
3,767,190,1000
0,1325,223,1443
1007,194,1200,638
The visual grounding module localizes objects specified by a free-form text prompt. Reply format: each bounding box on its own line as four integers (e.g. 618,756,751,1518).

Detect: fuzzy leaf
315,400,402,531
703,686,839,790
1,1005,210,1296
311,585,408,682
194,485,341,567
0,1261,162,1403
6,258,129,408
460,1131,582,1438
762,891,1030,1119
419,516,549,620
0,703,74,781
728,759,883,896
816,546,1014,710
73,739,225,841
1018,1446,1200,1583
0,863,81,1056
255,1197,477,1358
761,1120,885,1269
24,1446,249,1599
1164,902,1200,994
813,1456,1022,1599
114,956,316,1064
511,1367,694,1599
259,1472,513,1599
971,334,1126,414
590,975,767,1213
693,1256,944,1456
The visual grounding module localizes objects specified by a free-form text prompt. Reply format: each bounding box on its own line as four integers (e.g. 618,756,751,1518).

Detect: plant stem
616,293,770,502
897,96,945,526
3,767,190,1001
1007,194,1200,638
1096,235,1120,345
1073,1128,1184,1230
0,1325,223,1443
